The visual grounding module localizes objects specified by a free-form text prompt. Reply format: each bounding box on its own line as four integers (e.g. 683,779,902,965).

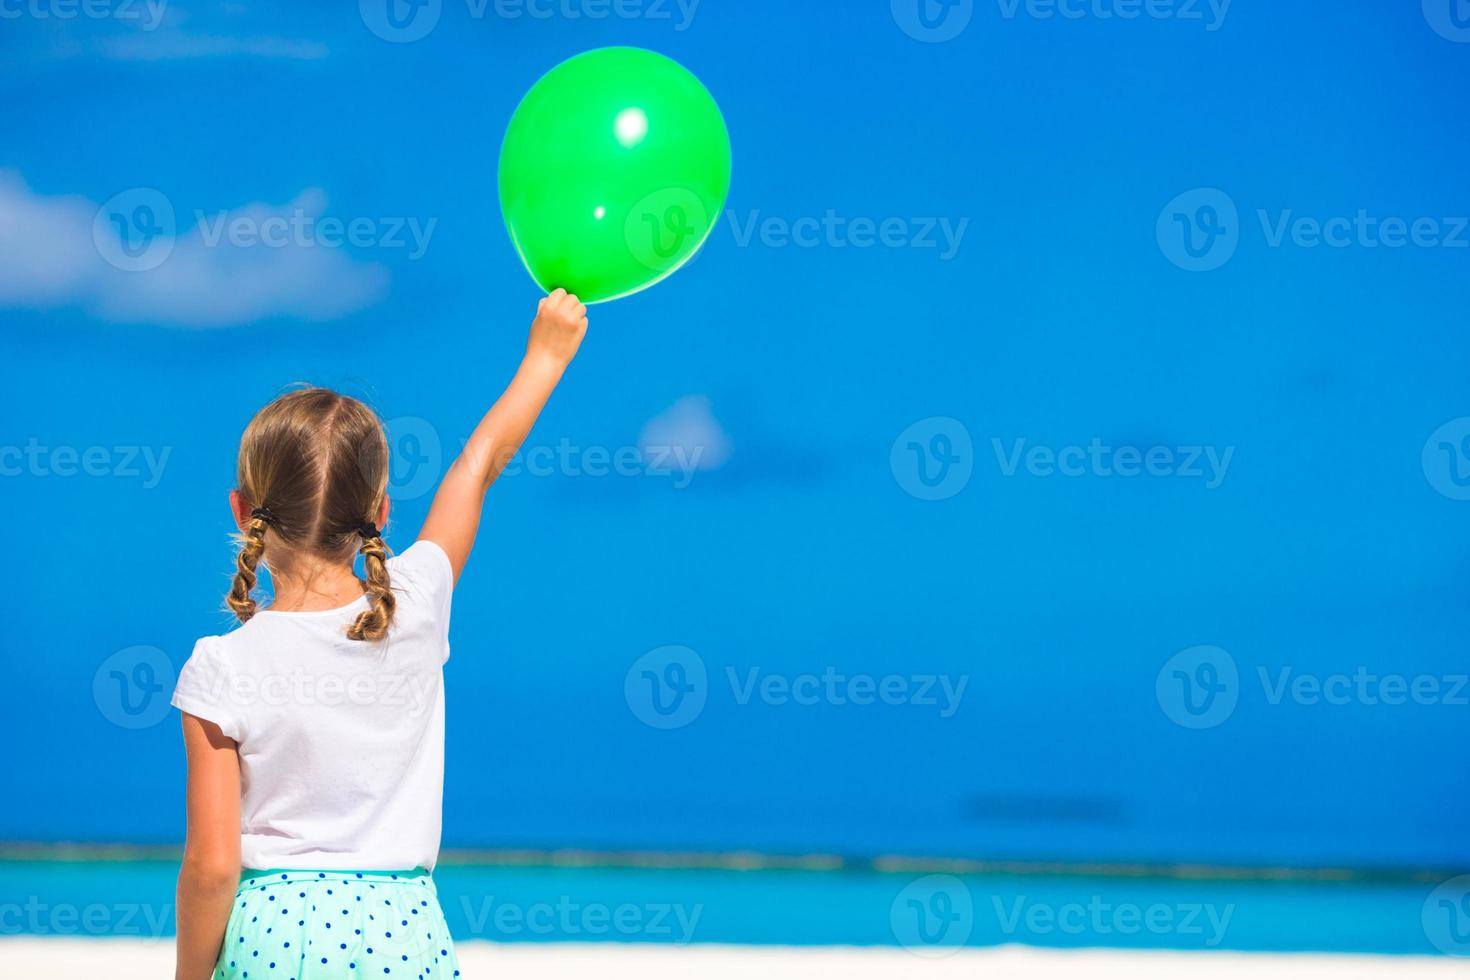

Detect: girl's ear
377,495,391,531
229,489,252,531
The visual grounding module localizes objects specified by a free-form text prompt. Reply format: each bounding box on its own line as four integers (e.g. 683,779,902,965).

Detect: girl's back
175,540,453,873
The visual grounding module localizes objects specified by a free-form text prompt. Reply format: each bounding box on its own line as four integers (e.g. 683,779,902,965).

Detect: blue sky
2,1,1469,871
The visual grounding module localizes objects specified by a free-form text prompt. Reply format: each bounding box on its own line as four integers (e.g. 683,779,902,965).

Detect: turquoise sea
0,860,1455,956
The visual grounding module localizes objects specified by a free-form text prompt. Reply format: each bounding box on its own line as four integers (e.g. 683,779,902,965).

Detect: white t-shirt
172,540,453,872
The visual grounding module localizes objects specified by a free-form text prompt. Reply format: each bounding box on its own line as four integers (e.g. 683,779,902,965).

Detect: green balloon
499,47,732,304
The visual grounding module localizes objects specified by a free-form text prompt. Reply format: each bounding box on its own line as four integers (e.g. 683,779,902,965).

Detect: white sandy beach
1,939,1461,979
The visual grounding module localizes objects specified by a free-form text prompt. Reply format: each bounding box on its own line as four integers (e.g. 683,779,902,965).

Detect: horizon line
0,842,1459,885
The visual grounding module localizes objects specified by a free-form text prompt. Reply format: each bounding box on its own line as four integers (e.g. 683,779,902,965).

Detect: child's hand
527,288,588,369
423,288,587,578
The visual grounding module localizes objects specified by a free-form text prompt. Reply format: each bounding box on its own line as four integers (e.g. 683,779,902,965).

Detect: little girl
170,289,588,980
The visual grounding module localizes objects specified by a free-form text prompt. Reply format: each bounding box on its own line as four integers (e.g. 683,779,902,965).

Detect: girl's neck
264,555,364,612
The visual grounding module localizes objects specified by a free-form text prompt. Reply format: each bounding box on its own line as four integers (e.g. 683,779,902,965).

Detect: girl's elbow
180,854,240,891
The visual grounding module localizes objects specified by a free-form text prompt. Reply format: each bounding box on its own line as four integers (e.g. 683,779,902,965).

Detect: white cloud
97,34,329,61
2,0,328,64
638,396,733,472
0,175,98,306
0,171,388,327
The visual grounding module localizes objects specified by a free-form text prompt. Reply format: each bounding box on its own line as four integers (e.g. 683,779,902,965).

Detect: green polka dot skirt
215,869,461,980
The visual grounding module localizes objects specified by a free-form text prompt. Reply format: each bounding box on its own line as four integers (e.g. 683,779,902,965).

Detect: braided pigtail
229,388,394,638
227,511,271,623
347,525,396,642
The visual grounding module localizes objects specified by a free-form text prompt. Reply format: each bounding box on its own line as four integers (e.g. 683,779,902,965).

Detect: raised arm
418,288,588,580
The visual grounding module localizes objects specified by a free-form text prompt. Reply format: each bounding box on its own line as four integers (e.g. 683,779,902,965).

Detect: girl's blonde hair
227,387,396,641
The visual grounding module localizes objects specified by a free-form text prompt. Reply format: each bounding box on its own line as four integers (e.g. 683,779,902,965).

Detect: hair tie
357,521,381,540
250,506,276,526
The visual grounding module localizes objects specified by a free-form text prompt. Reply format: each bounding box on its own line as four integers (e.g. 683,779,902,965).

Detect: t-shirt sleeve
389,539,455,659
171,636,244,741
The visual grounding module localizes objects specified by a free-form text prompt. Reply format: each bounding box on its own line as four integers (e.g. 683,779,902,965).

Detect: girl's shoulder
172,633,246,740
386,538,454,625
